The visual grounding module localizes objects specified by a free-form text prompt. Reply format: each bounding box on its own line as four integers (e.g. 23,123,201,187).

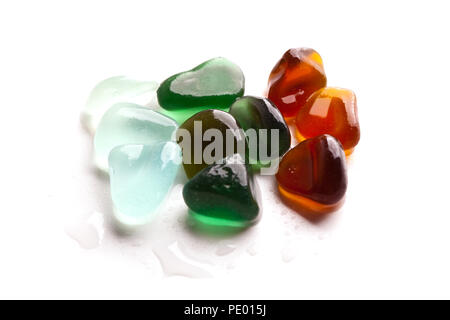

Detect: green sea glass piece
177,109,247,179
157,57,245,124
183,154,261,228
94,103,178,171
82,76,159,133
109,142,181,226
229,96,291,168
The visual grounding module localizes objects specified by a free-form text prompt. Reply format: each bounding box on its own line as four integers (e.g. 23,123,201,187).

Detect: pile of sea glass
82,48,360,229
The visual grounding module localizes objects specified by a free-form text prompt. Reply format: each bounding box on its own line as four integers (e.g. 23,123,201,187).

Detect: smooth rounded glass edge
188,210,251,229
295,129,356,157
112,204,158,228
277,185,344,214
159,105,230,124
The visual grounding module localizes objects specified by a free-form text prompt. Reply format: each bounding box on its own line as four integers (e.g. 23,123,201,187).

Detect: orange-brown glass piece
295,87,360,154
276,134,347,213
267,48,327,120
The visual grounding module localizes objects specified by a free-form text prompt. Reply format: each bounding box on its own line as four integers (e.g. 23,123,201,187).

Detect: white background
1,0,450,299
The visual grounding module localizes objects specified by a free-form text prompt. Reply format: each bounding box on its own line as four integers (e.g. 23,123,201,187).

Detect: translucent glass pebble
183,154,261,228
177,109,247,179
94,103,178,171
229,95,291,168
276,134,347,213
82,76,159,133
267,48,327,120
295,87,360,155
109,142,182,226
157,57,245,124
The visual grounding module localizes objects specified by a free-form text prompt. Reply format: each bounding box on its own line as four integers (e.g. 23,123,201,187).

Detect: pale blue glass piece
109,142,182,226
82,76,159,133
94,103,178,171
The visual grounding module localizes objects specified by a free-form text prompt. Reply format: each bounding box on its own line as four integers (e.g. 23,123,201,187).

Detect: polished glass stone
157,57,245,124
295,87,360,155
229,95,291,168
177,109,247,179
94,103,178,172
267,48,327,120
183,154,261,228
276,134,347,213
82,76,159,133
109,142,181,226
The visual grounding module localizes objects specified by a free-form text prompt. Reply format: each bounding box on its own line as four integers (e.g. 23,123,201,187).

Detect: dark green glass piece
183,154,261,228
177,109,247,179
157,57,245,123
229,96,291,167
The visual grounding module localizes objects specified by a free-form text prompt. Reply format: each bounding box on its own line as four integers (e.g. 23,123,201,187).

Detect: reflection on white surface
2,0,450,299
64,211,105,250
246,243,258,256
281,241,297,263
152,240,212,278
73,115,339,281
215,242,237,256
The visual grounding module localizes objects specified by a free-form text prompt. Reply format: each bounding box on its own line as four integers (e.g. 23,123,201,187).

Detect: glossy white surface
1,0,450,299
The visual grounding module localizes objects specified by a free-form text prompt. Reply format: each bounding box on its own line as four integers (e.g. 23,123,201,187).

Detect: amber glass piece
278,185,344,214
267,48,327,119
276,134,347,213
295,87,360,154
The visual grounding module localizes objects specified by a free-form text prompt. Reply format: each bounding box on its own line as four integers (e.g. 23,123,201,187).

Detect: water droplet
65,211,105,250
281,243,297,263
246,243,258,256
215,242,237,256
130,238,145,247
152,240,212,278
